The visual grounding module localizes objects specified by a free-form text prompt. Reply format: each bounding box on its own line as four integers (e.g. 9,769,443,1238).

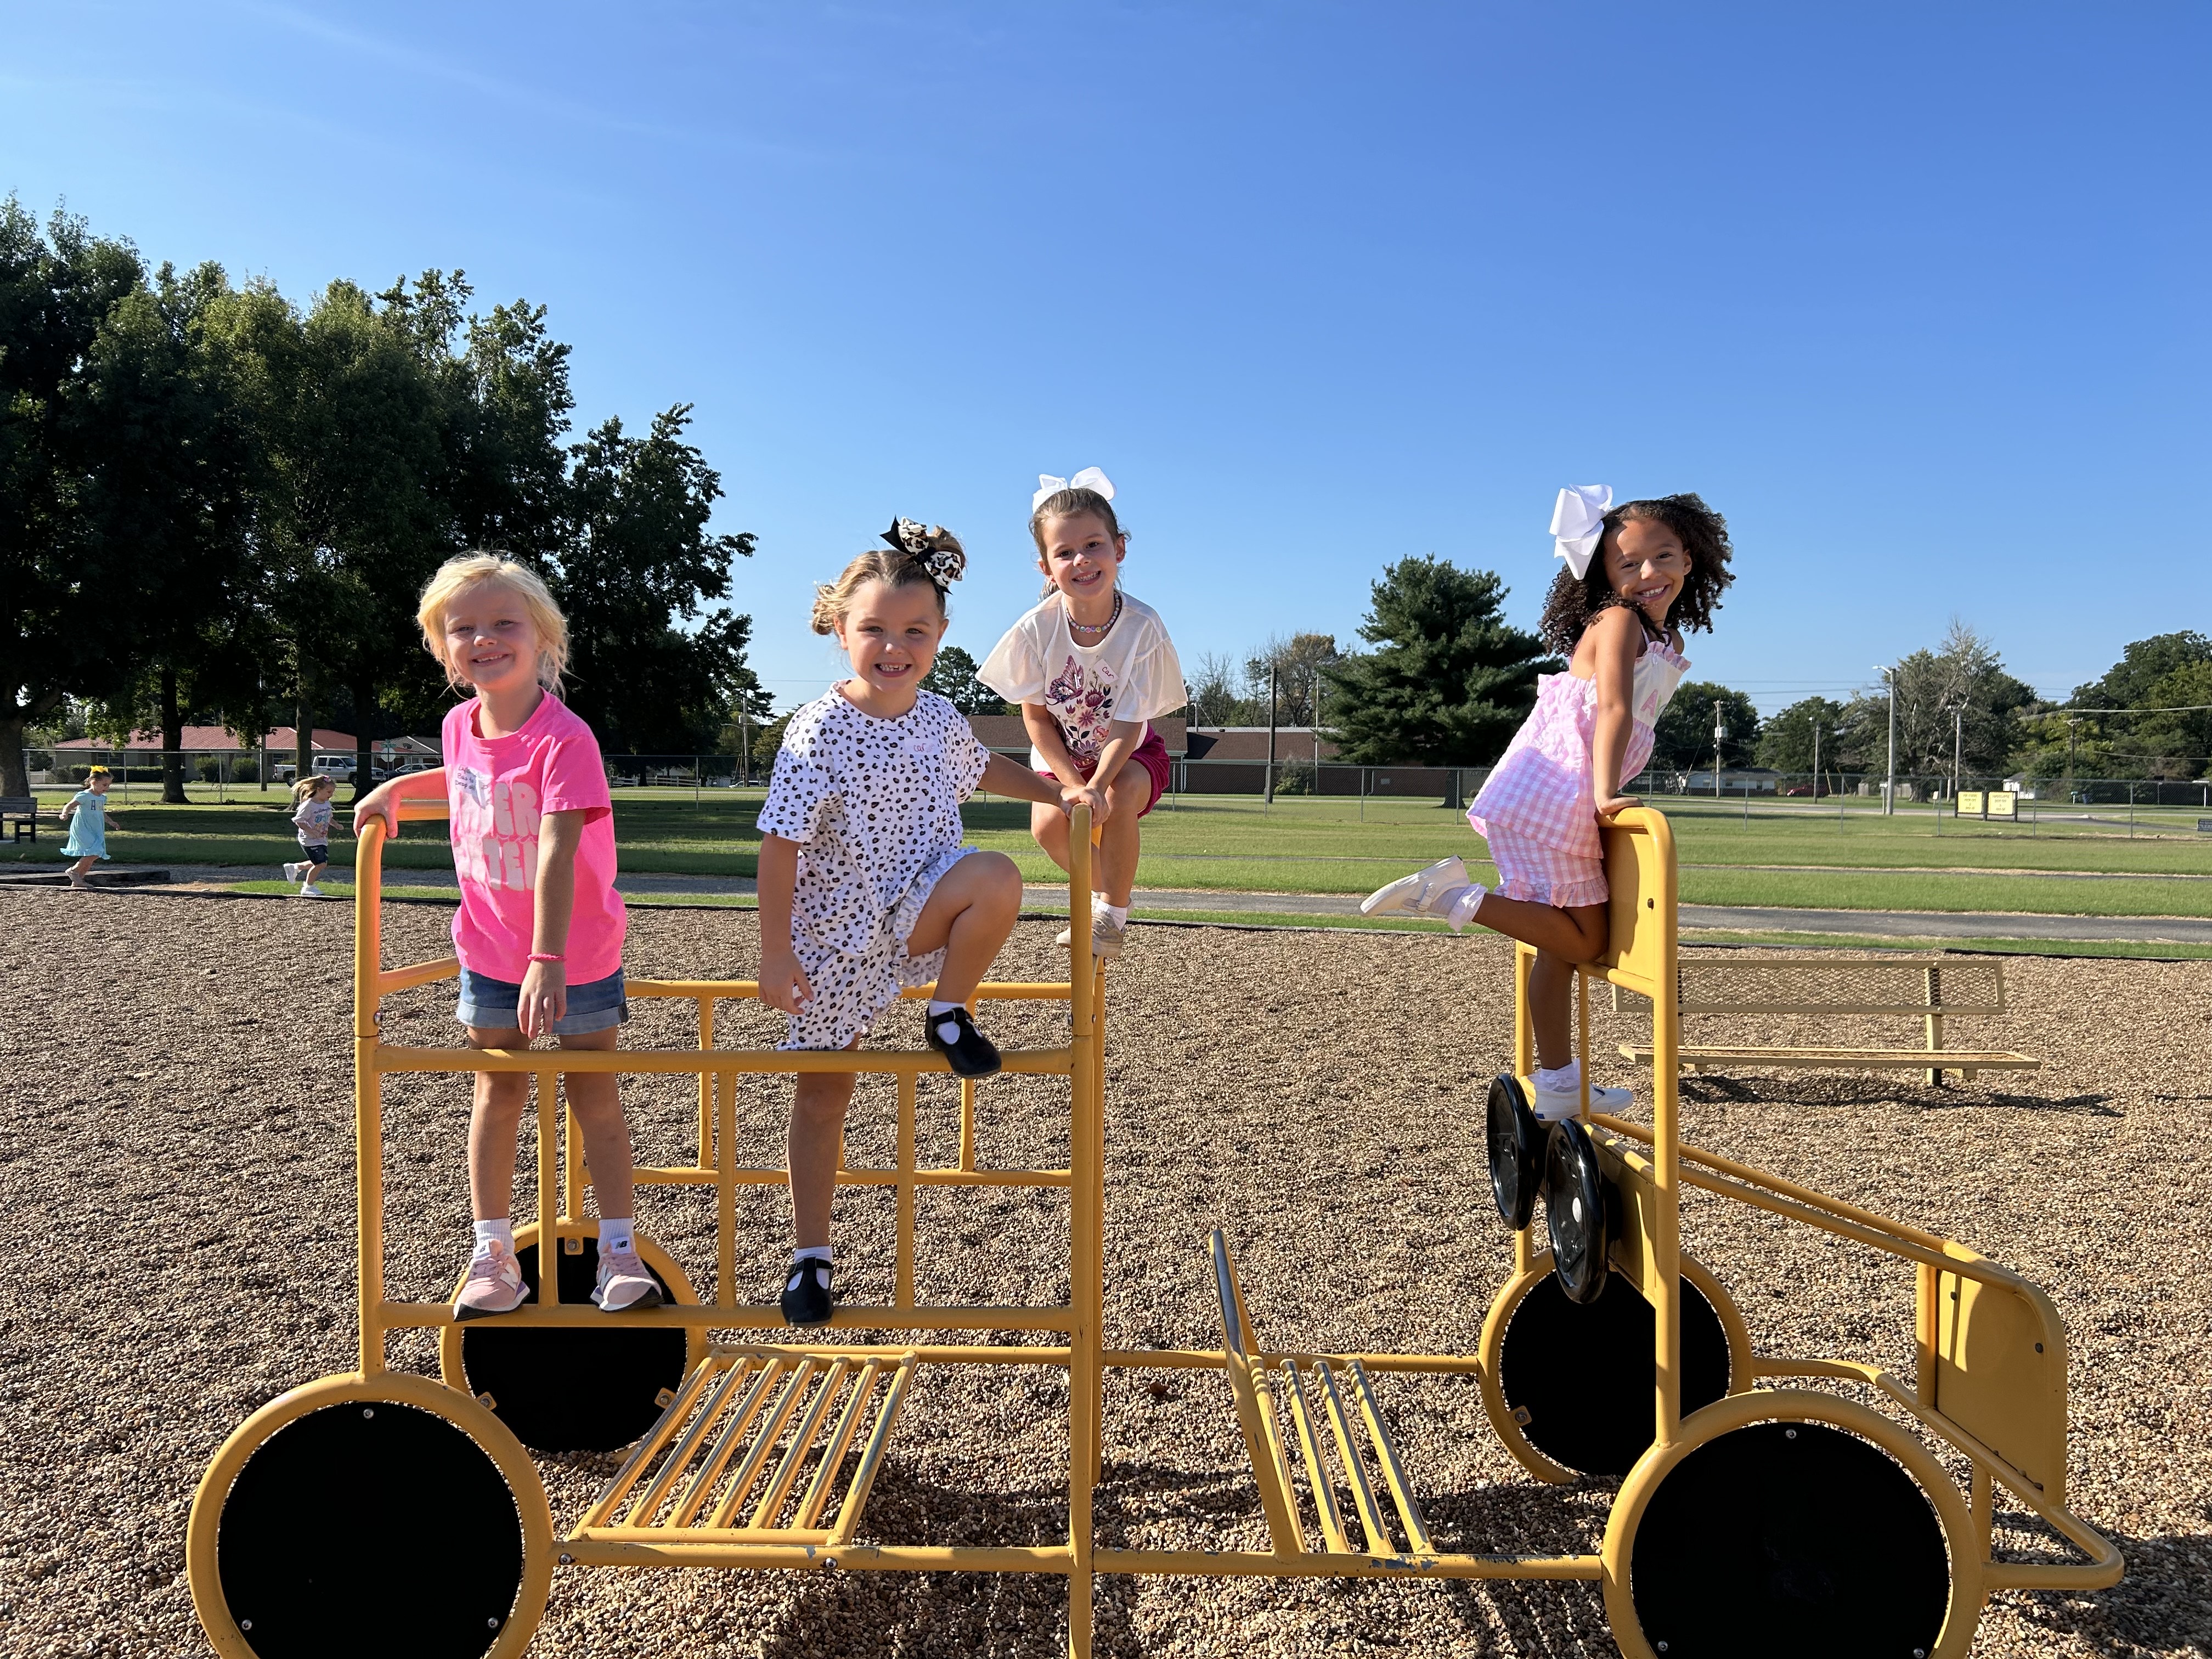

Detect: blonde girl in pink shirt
1363,490,1734,1121
353,554,659,1321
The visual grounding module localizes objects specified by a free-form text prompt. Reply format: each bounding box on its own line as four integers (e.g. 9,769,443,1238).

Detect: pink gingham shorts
1482,827,1609,909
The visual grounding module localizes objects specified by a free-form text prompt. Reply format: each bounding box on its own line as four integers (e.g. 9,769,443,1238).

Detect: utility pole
2066,716,2078,784
1875,665,1897,815
1811,721,1821,802
1952,706,1963,799
1263,663,1278,805
1713,699,1725,798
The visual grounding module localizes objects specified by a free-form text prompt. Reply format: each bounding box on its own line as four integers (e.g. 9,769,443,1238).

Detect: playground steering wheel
1485,1074,1545,1231
1543,1118,1610,1305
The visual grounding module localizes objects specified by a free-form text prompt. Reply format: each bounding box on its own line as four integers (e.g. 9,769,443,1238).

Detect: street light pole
1875,665,1897,815
1713,699,1725,799
1952,706,1963,799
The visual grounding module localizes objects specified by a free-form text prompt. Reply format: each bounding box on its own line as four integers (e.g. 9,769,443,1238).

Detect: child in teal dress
60,766,122,888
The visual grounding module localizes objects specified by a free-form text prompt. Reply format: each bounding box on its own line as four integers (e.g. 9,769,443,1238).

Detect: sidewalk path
62,865,2212,945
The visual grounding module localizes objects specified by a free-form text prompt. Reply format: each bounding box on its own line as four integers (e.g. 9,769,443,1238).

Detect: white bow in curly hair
1550,484,1613,579
1032,467,1115,511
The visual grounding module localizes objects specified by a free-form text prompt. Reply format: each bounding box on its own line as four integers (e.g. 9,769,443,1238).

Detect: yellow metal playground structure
187,804,2122,1658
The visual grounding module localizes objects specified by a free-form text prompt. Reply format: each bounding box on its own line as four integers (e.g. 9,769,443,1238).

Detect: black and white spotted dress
756,686,993,1050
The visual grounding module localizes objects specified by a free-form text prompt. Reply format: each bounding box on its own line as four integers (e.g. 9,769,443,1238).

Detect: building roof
51,727,439,754
1183,726,1340,763
968,714,1189,755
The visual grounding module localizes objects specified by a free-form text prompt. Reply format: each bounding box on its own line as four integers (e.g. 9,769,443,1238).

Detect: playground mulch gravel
1,886,2207,1658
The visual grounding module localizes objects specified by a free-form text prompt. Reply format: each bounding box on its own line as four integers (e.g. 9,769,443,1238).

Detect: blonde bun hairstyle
810,520,967,635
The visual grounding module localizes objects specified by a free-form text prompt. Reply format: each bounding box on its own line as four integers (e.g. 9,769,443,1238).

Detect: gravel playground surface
2,888,2207,1658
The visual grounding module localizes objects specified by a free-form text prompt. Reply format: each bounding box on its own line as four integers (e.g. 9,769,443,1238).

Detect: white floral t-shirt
977,591,1185,765
756,687,992,957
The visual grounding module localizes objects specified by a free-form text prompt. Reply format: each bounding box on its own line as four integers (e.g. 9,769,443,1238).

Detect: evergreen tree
1321,556,1553,764
921,644,1001,715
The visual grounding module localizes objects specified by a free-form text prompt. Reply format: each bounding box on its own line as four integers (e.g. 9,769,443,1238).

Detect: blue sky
5,2,2205,716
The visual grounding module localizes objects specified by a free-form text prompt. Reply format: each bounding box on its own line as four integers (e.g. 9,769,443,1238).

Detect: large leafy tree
555,405,761,755
1837,622,2034,780
1756,696,1846,775
0,202,149,796
1245,632,1341,726
1649,681,1761,773
1322,556,1553,765
2015,631,2212,780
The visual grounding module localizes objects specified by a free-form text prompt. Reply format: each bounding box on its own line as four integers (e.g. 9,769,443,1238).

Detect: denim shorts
455,966,629,1035
298,843,330,864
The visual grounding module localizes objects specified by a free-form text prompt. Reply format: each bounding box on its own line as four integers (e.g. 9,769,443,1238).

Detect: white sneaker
301,883,327,899
1361,856,1470,918
283,862,302,883
1531,1080,1633,1122
1054,906,1127,958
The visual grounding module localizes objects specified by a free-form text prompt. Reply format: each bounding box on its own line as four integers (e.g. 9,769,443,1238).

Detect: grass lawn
14,788,2208,916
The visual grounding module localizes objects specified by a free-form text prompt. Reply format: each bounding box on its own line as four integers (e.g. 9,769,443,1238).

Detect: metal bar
373,1045,1077,1077
752,1362,852,1528
827,1354,919,1546
633,1165,1073,1189
563,1103,585,1222
716,1030,737,1312
354,823,387,1375
1650,824,1681,1453
623,1359,757,1527
696,997,715,1168
375,956,459,995
668,1361,791,1527
794,1361,884,1529
1575,967,1591,1116
896,1073,916,1312
1512,945,1534,1078
706,1361,819,1530
1277,1361,1350,1553
558,1539,1073,1573
1346,1360,1434,1555
373,1301,1076,1331
1091,1549,1606,1582
958,1077,977,1171
1313,1362,1390,1553
1101,1348,1484,1374
1211,1235,1304,1554
583,1359,723,1527
537,1069,560,1305
622,979,1075,1003
713,1342,1069,1367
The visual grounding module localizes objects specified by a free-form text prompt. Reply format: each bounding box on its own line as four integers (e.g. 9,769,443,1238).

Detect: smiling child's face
1036,511,1126,602
834,577,946,696
1605,517,1691,622
442,580,543,695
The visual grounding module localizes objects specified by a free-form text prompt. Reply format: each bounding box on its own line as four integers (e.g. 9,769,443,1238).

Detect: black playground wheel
194,1377,548,1659
1486,1074,1545,1230
451,1231,695,1453
1499,1269,1731,1477
1624,1415,1953,1658
1543,1118,1609,1304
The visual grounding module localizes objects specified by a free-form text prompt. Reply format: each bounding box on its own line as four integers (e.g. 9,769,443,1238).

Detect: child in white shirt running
283,775,345,898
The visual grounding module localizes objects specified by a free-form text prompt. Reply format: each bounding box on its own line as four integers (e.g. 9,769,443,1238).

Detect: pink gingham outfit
1466,638,1689,906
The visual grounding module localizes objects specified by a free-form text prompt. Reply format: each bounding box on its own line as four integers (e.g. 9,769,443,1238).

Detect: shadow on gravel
1997,1528,2212,1656
1679,1073,2120,1117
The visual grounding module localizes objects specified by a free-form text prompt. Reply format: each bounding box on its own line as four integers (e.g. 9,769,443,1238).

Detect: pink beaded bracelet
527,952,566,963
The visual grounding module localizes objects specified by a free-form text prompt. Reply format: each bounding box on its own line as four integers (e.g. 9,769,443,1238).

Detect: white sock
1534,1060,1581,1093
599,1216,634,1255
928,998,966,1042
1098,901,1130,925
788,1244,831,1290
472,1217,515,1257
1446,884,1487,932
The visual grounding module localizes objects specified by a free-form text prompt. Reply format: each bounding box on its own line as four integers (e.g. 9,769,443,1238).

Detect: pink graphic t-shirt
441,693,625,984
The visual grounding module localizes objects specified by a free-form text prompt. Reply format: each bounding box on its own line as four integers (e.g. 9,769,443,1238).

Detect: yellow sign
1957,791,1984,816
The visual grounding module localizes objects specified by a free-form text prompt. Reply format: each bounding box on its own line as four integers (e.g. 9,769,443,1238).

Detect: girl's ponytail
810,521,966,635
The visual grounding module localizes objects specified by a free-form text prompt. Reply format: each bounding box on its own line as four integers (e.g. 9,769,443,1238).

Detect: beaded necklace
1066,588,1122,642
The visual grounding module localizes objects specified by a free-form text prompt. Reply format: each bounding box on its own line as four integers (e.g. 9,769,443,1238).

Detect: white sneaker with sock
1529,1060,1632,1122
1362,856,1482,926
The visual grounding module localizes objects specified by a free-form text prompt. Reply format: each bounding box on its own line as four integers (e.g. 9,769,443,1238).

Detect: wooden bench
0,797,38,844
1613,955,2040,1086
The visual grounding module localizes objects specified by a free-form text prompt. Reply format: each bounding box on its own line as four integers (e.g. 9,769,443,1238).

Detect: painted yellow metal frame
191,802,2119,1659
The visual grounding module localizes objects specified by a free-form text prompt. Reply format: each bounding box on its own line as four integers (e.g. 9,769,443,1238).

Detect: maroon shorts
1036,725,1171,819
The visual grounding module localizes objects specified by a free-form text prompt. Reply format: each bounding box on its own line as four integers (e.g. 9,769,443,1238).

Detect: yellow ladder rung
827,1353,919,1547
1347,1359,1435,1555
581,1357,720,1528
1314,1361,1392,1554
793,1360,885,1531
706,1361,820,1530
1277,1360,1350,1554
749,1361,853,1528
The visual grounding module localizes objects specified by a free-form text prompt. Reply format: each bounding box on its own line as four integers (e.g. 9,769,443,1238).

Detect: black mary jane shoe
780,1256,834,1328
924,1004,1003,1078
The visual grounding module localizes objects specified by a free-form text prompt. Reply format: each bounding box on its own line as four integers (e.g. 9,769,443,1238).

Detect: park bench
1613,955,2040,1086
1,797,38,843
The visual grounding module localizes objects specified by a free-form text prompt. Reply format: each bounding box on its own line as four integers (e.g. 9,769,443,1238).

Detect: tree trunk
294,690,313,787
352,676,375,803
160,667,188,804
0,688,64,799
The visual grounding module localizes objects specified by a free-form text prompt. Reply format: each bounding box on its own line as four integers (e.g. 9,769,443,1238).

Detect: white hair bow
1033,467,1115,511
1550,484,1613,579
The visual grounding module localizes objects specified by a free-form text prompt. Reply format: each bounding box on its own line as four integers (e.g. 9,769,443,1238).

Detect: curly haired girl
1363,488,1734,1120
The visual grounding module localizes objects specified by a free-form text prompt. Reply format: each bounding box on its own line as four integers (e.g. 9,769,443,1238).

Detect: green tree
2072,631,2210,711
1184,652,1250,726
1839,623,2035,781
1245,632,1340,726
555,405,759,755
0,201,149,797
1649,682,1760,773
1755,696,1845,775
2017,632,2212,780
922,644,1001,715
1321,556,1553,765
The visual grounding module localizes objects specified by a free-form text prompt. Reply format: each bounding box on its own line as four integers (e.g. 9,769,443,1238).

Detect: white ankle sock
788,1244,831,1291
599,1216,634,1255
1446,884,1487,931
472,1217,515,1257
1097,900,1130,925
1534,1060,1580,1092
928,999,965,1042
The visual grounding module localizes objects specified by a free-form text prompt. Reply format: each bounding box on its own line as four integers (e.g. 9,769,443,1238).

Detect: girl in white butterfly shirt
978,470,1185,960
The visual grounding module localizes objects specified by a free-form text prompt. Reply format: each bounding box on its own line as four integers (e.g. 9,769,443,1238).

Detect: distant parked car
1780,783,1816,797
